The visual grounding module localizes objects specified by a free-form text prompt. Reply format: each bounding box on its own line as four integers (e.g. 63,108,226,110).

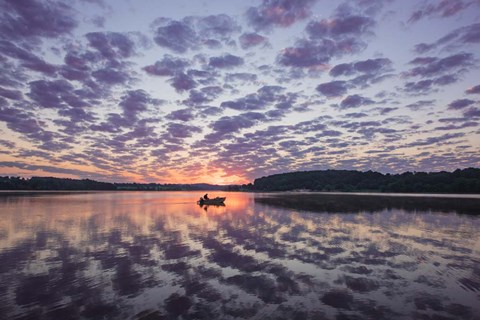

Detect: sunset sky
0,0,479,184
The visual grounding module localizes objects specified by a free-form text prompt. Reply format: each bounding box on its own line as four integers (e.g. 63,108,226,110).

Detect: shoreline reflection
0,192,478,320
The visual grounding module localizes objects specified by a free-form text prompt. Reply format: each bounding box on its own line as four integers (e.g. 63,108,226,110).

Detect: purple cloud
0,0,77,40
0,106,66,150
220,86,286,111
316,81,349,97
403,80,435,95
92,68,130,85
409,0,477,23
405,52,473,78
86,32,136,61
0,40,57,76
143,55,189,77
306,15,374,38
405,132,465,148
405,100,435,111
330,58,392,77
57,107,96,123
166,109,195,122
0,86,22,100
466,84,480,94
152,15,239,53
153,20,197,53
278,40,332,67
246,0,317,31
199,112,268,146
28,80,74,108
329,63,354,77
463,107,480,118
209,54,244,69
196,14,240,38
171,73,197,92
339,94,374,109
414,23,480,54
225,73,258,83
448,99,476,110
59,66,89,81
239,33,268,49
165,123,202,139
435,121,478,131
182,86,223,106
277,8,376,70
434,74,458,86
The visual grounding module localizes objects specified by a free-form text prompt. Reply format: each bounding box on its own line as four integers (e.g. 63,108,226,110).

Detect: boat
197,197,226,205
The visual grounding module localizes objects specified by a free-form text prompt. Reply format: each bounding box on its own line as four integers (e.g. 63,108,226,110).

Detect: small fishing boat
197,197,226,205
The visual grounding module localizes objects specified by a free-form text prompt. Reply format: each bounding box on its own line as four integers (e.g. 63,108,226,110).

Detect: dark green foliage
0,176,114,190
0,176,225,191
252,168,480,194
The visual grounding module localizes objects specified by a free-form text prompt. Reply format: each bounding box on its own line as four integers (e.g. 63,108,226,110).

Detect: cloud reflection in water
0,191,479,319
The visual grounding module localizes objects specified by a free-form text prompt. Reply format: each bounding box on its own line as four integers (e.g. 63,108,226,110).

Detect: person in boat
203,193,209,200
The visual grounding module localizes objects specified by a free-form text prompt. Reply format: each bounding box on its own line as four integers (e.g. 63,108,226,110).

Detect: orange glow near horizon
0,164,251,185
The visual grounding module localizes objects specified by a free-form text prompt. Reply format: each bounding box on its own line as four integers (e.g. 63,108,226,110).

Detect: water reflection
0,192,479,319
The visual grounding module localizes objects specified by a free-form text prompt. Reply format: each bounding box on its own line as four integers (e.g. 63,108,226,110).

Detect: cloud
0,0,77,41
403,80,435,95
409,0,478,23
339,94,374,109
0,40,57,76
447,99,476,110
414,23,480,53
153,20,197,53
196,14,240,38
434,121,478,131
466,84,480,94
143,55,189,77
165,123,202,139
182,86,223,106
220,86,287,111
330,58,392,79
92,68,130,85
463,107,480,118
0,105,68,150
209,54,244,69
277,8,375,69
85,32,136,61
202,112,268,145
405,52,473,78
316,81,349,97
246,0,317,31
171,72,197,92
239,33,268,49
152,15,239,53
225,73,258,83
28,79,74,109
306,15,374,39
0,86,23,100
405,100,435,111
405,132,465,148
166,109,195,122
119,90,158,123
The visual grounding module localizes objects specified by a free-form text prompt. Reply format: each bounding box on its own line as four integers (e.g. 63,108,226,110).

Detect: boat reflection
0,191,478,320
198,202,226,212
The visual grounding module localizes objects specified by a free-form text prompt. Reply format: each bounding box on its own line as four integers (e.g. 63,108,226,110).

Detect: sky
0,0,479,185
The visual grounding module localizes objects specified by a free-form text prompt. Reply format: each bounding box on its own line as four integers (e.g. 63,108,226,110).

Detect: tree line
249,168,480,193
0,176,224,191
1,168,480,193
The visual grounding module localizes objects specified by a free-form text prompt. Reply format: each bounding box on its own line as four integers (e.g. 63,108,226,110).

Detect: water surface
0,191,479,319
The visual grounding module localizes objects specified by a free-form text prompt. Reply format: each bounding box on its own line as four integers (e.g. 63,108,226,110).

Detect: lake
0,191,479,320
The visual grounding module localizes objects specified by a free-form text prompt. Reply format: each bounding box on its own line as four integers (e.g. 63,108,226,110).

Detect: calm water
0,191,479,320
